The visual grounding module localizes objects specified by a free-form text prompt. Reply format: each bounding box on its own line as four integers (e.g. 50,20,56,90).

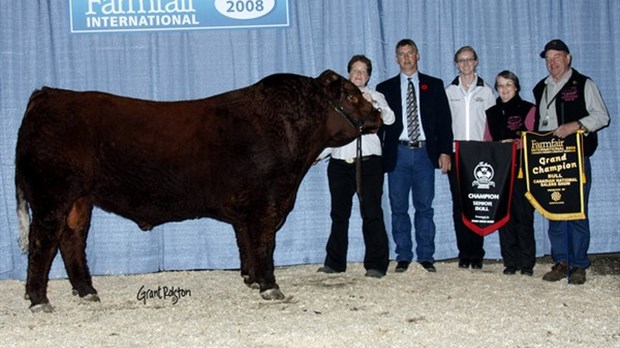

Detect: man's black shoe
521,268,534,276
503,267,517,275
419,261,437,272
471,259,483,269
365,269,385,278
317,266,339,274
458,259,470,268
395,261,410,273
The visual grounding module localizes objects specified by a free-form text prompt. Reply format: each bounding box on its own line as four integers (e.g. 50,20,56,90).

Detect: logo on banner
70,0,290,33
472,162,495,189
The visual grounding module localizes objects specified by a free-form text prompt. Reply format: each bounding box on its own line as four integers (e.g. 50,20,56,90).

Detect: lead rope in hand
355,129,364,218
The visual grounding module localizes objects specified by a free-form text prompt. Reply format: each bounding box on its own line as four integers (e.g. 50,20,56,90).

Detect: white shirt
398,72,427,141
319,86,395,161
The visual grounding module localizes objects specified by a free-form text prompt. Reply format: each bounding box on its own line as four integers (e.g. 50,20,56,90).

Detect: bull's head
317,70,382,139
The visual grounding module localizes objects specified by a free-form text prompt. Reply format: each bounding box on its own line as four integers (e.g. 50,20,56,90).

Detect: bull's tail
15,88,48,253
16,186,31,253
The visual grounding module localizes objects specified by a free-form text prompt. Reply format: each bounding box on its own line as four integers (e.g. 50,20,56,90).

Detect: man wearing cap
533,39,610,284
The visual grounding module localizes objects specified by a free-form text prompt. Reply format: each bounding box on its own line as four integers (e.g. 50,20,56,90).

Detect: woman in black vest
485,71,536,276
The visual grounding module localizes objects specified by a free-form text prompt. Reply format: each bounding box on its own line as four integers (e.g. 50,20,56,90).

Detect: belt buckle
345,158,355,164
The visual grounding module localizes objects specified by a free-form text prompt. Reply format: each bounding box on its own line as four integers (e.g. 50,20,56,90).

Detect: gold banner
521,131,586,220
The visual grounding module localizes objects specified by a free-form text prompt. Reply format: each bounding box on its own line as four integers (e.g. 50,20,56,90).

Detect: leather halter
326,97,368,217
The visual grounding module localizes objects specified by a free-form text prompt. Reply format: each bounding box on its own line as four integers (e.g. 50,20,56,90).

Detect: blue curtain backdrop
1,0,618,280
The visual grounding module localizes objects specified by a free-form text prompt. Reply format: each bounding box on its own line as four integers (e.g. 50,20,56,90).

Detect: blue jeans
548,157,592,269
388,144,436,263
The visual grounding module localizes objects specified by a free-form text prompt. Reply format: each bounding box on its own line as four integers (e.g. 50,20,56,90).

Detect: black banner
521,131,586,220
455,141,516,236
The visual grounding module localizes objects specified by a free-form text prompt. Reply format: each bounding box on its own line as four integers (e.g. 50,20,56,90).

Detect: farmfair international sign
70,0,289,33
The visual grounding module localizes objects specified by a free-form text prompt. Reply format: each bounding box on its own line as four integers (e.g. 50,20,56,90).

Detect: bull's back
18,87,216,165
16,88,209,222
17,88,134,179
15,80,323,228
15,86,273,226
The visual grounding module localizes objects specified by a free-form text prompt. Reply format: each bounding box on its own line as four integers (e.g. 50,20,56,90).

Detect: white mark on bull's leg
260,288,285,300
16,187,30,253
30,303,54,313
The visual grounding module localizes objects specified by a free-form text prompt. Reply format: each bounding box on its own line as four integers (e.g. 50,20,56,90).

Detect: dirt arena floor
1,254,618,347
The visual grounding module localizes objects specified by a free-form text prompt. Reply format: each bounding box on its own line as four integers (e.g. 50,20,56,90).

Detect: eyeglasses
457,57,476,64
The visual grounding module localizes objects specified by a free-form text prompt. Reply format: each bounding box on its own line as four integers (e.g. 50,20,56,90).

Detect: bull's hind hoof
30,303,54,313
243,275,261,289
260,288,285,300
81,293,101,302
72,289,100,302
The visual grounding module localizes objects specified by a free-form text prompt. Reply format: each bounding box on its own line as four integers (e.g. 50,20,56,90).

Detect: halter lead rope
355,131,364,218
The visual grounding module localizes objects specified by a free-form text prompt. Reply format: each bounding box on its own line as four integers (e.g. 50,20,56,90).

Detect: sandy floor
1,258,618,348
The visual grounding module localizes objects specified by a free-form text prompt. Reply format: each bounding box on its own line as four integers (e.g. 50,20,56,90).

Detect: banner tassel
518,133,524,179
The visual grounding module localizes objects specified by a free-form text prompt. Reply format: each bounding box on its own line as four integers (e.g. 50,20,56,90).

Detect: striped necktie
406,78,420,142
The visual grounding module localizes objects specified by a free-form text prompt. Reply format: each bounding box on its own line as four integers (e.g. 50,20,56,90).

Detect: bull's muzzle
360,108,382,134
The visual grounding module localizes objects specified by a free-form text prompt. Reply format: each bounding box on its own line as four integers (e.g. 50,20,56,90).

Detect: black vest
486,95,534,141
533,69,598,156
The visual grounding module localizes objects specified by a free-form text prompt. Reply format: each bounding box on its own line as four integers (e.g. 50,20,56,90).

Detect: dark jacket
377,73,453,172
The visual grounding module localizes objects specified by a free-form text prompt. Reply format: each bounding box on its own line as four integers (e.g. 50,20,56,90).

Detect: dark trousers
499,176,536,269
448,156,485,261
324,156,389,273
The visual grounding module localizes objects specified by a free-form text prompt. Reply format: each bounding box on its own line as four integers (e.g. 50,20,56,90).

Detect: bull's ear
317,70,342,98
317,70,340,86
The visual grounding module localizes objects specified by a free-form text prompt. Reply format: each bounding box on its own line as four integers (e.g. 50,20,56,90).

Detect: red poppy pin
421,84,429,91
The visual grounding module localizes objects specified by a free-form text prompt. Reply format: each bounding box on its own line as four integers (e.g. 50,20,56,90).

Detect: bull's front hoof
81,293,101,302
30,303,54,313
260,288,285,300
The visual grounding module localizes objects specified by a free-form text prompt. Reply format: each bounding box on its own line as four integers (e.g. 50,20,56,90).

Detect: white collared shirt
398,72,427,142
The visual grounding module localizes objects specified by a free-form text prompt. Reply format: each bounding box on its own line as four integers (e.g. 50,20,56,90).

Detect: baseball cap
540,39,570,58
